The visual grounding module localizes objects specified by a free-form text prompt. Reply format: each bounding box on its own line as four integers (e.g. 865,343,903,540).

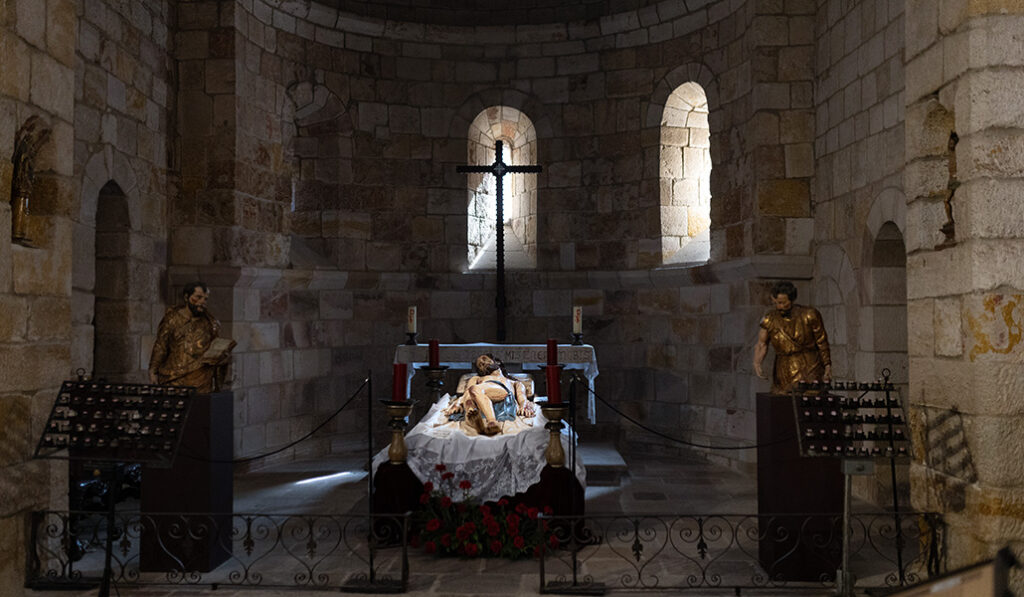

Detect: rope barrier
178,376,369,465
582,377,871,451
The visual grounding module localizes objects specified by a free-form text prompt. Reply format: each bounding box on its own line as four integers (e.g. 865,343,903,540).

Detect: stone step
578,442,627,487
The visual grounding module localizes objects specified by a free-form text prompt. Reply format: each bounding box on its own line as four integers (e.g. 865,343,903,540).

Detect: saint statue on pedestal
753,280,832,394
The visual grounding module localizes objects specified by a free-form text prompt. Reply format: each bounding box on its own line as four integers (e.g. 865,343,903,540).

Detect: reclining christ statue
373,348,586,504
440,354,536,436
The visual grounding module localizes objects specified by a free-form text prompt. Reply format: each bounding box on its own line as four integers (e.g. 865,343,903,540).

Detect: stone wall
159,0,860,472
812,0,908,504
201,0,788,469
71,0,174,384
0,0,78,590
905,0,1024,582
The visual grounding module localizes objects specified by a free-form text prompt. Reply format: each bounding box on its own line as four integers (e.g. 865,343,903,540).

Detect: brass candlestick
541,404,568,468
382,400,415,464
419,365,448,402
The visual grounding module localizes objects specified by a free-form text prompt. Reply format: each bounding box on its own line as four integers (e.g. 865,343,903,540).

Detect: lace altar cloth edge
372,395,586,504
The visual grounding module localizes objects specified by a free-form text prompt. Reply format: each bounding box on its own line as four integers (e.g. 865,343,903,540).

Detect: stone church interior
2,0,1023,594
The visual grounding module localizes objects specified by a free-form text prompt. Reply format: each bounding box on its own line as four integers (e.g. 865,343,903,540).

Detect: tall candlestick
546,338,558,365
546,365,561,404
573,306,582,334
392,363,407,401
428,339,440,368
407,306,417,334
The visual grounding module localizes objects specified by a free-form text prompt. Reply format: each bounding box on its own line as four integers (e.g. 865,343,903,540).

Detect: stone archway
72,150,141,380
93,180,137,380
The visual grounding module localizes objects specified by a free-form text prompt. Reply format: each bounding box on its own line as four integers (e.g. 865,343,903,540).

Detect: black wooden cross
457,140,542,342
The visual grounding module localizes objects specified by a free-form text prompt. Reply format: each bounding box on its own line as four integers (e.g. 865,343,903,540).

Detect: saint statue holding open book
148,282,235,394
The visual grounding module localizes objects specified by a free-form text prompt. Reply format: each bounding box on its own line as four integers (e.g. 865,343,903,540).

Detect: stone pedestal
140,391,233,572
756,392,842,581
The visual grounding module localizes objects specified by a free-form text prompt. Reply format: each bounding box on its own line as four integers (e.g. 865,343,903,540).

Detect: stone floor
37,445,921,597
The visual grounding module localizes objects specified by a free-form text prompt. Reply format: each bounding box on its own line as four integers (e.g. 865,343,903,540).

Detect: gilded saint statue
148,282,234,394
10,116,51,244
753,280,832,394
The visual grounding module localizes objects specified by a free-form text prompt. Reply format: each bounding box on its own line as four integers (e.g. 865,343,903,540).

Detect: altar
393,342,599,422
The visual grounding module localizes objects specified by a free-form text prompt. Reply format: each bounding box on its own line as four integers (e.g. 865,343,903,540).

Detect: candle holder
381,400,415,464
571,332,584,346
418,365,448,403
404,332,418,346
540,404,569,468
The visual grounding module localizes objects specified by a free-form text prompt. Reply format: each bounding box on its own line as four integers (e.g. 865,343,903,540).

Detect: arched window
660,82,711,264
465,106,537,270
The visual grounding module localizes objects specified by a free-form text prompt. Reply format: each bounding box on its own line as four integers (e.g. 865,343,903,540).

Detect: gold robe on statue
148,305,221,394
760,305,831,394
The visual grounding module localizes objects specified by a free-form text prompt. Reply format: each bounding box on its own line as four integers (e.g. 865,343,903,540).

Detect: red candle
428,339,440,368
392,363,407,401
546,338,558,365
546,365,561,404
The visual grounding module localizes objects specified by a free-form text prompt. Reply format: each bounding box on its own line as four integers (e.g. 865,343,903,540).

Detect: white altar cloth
372,394,586,504
394,342,599,423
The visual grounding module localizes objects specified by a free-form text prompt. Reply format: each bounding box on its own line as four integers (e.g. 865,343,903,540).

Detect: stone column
905,0,1024,579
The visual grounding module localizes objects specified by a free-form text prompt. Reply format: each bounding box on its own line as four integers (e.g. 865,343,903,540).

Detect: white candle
573,306,582,334
407,306,417,334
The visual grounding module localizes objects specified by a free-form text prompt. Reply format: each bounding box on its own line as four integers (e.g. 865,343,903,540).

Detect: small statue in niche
10,115,51,245
938,131,959,249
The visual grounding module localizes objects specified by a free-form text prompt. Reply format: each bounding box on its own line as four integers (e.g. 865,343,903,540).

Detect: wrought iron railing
27,510,410,592
538,512,943,593
27,510,942,594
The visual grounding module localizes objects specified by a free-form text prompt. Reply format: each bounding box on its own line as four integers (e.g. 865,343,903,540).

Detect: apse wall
200,0,829,473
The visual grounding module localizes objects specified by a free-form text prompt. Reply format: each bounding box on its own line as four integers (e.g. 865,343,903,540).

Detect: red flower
435,464,447,472
543,505,553,515
419,493,430,505
490,539,502,554
441,471,455,481
513,535,526,549
515,502,528,515
479,505,491,517
426,518,441,532
549,535,560,548
506,513,520,527
527,507,539,520
424,541,437,554
464,542,479,557
486,520,500,537
459,479,472,490
440,496,452,508
410,535,421,548
441,534,451,547
423,481,434,492
456,523,474,540
497,498,509,507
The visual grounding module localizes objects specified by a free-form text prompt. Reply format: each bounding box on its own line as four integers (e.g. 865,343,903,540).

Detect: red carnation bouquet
412,463,554,558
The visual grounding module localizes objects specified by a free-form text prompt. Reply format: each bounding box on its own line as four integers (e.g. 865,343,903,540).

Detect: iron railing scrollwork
28,509,942,593
538,512,944,593
27,510,409,592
